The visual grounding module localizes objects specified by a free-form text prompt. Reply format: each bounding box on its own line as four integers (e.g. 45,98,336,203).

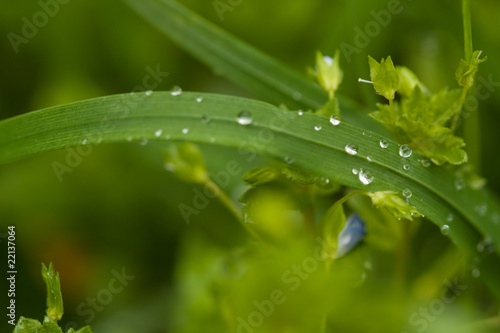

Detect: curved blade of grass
0,92,499,297
123,0,383,132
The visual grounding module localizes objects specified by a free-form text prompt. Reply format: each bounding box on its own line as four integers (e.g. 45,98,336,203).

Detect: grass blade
0,91,499,297
123,0,382,132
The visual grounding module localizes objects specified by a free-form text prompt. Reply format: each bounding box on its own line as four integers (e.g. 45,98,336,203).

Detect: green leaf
368,56,400,101
13,317,42,333
41,263,64,322
456,50,487,89
163,142,209,184
242,166,282,186
367,191,422,221
313,50,343,98
396,66,425,97
281,166,318,185
319,202,347,259
1,92,500,299
369,86,467,165
39,317,63,333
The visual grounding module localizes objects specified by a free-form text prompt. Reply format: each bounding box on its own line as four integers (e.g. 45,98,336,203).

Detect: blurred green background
1,0,500,332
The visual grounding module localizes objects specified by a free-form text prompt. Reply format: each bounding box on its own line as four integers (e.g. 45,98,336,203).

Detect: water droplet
165,134,171,140
441,225,450,235
402,189,412,198
446,213,453,222
455,178,465,191
472,268,480,278
127,135,134,142
319,177,330,185
329,115,341,126
284,156,294,164
475,203,488,216
399,144,413,158
201,115,211,124
171,86,182,96
139,137,148,146
352,168,359,175
293,92,302,101
314,125,322,131
145,90,153,96
196,96,203,103
155,129,163,137
298,110,303,116
366,156,373,162
96,137,103,144
358,169,374,185
182,128,189,134
477,237,496,254
379,140,389,149
323,55,334,66
82,138,88,145
237,110,253,125
403,163,411,171
345,144,358,155
420,159,431,167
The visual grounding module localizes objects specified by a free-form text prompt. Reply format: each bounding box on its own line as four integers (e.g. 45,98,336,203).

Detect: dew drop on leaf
441,225,450,235
420,159,431,167
284,156,294,164
171,86,182,96
446,213,453,222
314,125,322,131
329,115,341,126
237,111,253,125
298,110,303,116
403,163,410,171
379,139,389,149
352,168,359,175
367,156,373,162
196,96,203,103
155,129,163,137
399,144,412,158
345,144,358,155
182,128,189,134
402,189,412,198
82,138,88,145
475,203,488,216
139,137,148,146
358,169,373,185
165,134,171,140
145,90,153,96
455,178,465,191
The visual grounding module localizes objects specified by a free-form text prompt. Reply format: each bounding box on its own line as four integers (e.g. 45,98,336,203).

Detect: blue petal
336,213,366,258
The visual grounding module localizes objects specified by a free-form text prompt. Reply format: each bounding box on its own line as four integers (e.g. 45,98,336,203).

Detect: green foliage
368,56,400,102
163,143,209,184
41,263,63,322
456,50,487,89
2,0,500,332
367,56,474,165
13,263,92,333
367,191,422,221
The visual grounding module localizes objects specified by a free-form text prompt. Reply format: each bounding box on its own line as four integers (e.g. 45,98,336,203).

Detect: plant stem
461,0,482,172
205,179,263,242
462,0,473,62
